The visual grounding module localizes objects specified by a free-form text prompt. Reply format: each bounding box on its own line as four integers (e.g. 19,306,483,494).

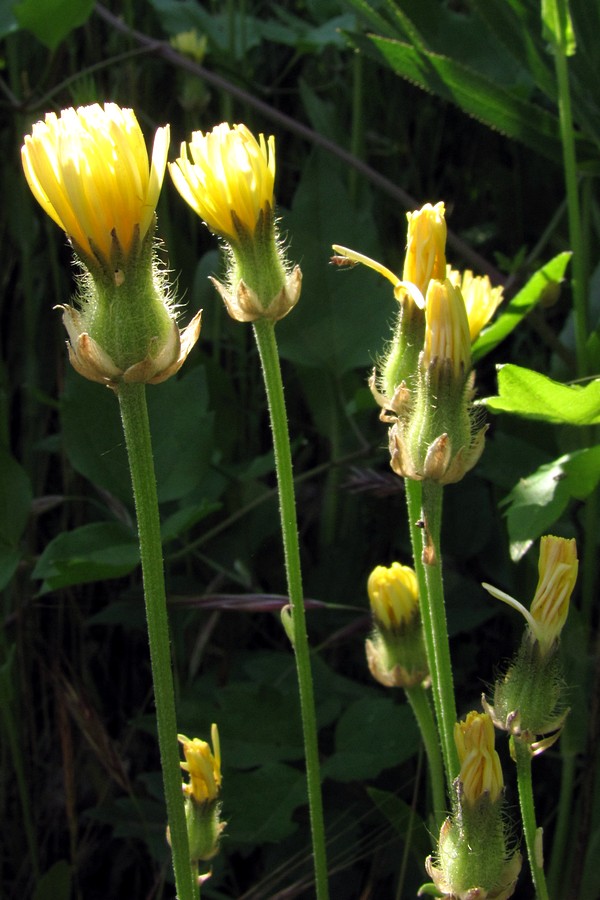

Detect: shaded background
1,1,599,898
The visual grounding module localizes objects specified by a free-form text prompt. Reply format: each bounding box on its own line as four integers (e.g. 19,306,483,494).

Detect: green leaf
502,447,600,560
482,364,600,425
62,365,213,505
368,36,570,164
277,152,391,373
224,762,307,843
322,697,419,782
471,0,556,99
13,0,94,50
471,252,571,363
160,500,221,544
32,521,139,592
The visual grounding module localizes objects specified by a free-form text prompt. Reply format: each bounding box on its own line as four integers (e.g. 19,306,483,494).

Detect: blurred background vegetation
1,1,599,897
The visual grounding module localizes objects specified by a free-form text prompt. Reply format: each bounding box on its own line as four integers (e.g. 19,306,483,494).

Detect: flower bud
426,712,521,900
482,536,578,751
22,103,201,387
403,201,447,296
178,725,225,862
365,563,428,688
170,123,300,322
388,279,486,485
454,712,503,807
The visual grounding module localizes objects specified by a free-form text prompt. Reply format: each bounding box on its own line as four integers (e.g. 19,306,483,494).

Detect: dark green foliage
2,1,600,898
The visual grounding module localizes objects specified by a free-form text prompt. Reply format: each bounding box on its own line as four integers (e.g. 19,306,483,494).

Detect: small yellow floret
21,103,169,266
367,562,419,631
447,266,504,342
454,711,503,806
179,724,222,804
169,123,275,242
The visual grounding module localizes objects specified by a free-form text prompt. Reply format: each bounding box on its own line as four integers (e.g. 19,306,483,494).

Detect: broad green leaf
277,152,391,373
472,253,571,363
62,365,213,505
482,364,600,425
471,0,556,99
322,697,419,782
32,521,139,592
224,762,307,843
13,0,94,50
160,500,221,544
502,447,600,560
368,36,568,165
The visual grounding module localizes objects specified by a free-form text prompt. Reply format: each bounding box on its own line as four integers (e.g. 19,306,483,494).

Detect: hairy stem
252,318,329,899
118,382,197,900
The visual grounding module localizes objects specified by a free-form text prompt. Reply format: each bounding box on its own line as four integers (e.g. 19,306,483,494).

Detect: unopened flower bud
365,563,428,688
388,279,486,485
482,536,577,751
426,712,520,900
403,201,447,296
454,712,503,807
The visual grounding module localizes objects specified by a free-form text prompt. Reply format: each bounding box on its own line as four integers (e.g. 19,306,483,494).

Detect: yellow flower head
529,535,578,655
403,202,447,297
367,562,419,631
179,724,222,804
21,103,169,268
423,278,471,380
169,123,275,243
455,711,503,806
447,267,504,342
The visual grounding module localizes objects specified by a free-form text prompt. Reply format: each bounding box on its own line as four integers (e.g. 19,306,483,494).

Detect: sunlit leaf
502,448,600,559
472,252,571,363
482,364,600,425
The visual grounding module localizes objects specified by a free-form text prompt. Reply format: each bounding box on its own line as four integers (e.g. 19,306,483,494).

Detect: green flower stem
405,479,458,788
252,318,329,900
117,382,197,900
404,684,446,827
513,737,550,900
